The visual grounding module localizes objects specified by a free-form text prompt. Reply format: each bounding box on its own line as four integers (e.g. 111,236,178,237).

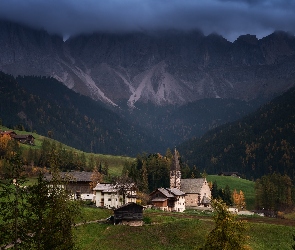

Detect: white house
93,183,137,209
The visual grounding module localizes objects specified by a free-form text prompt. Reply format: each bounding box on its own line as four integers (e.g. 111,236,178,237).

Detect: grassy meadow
0,125,134,177
74,207,295,250
207,175,255,210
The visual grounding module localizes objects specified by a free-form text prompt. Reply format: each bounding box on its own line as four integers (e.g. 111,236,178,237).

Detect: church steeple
170,147,181,189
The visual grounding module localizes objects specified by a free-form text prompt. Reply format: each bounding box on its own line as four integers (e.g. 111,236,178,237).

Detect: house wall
103,192,122,209
200,181,211,200
153,200,168,211
185,193,200,208
173,195,186,212
95,190,137,209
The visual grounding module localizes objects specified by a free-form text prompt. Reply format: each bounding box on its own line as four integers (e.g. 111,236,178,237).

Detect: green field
0,125,134,177
74,207,295,250
207,175,255,210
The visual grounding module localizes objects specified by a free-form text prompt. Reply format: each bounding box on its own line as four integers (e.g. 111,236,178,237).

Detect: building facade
93,183,137,209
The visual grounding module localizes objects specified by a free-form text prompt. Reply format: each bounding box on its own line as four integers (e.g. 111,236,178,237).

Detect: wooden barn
12,134,35,145
113,202,143,226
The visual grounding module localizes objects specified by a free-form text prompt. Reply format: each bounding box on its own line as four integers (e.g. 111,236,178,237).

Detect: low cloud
0,0,294,41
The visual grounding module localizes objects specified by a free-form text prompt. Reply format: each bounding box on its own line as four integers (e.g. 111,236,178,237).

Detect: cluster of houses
0,130,35,145
48,148,211,214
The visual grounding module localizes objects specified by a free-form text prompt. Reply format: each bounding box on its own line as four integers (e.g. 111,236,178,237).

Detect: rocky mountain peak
0,19,295,108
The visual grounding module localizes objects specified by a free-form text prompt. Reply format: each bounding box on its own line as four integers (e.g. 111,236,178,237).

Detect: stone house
180,178,211,208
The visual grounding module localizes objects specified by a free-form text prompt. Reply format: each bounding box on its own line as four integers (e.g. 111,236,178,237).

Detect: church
170,148,211,208
150,148,211,211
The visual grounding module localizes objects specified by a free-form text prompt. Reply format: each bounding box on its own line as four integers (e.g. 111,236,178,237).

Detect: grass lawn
74,207,295,250
207,175,255,210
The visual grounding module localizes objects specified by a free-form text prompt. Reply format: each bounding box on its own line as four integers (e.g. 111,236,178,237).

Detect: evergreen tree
203,199,249,250
211,180,219,199
0,140,28,249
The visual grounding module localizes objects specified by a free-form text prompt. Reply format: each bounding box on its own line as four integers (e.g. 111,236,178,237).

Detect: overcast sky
0,0,294,41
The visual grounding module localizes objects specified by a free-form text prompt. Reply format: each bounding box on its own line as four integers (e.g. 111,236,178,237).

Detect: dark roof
167,188,185,196
45,171,92,182
12,134,35,139
218,172,241,176
181,178,206,193
114,202,143,211
150,187,185,199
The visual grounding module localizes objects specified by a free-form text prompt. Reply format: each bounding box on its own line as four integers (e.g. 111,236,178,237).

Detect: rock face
1,19,295,108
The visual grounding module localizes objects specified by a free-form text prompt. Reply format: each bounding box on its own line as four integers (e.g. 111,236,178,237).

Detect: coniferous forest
179,86,295,181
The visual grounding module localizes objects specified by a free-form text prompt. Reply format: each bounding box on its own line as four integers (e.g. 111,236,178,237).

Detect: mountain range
1,19,295,158
1,19,295,108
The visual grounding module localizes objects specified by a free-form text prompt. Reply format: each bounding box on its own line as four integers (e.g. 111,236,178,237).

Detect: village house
44,171,94,201
0,130,35,145
149,187,186,212
12,134,35,145
93,183,137,209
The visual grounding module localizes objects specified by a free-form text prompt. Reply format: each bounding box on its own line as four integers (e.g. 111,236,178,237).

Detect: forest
179,86,295,181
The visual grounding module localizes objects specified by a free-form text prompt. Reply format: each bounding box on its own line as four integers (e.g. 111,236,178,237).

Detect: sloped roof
157,188,175,198
44,171,92,182
114,202,143,211
13,134,35,139
181,178,206,194
167,188,185,196
93,183,117,192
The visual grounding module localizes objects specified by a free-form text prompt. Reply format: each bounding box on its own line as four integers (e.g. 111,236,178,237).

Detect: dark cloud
0,0,294,41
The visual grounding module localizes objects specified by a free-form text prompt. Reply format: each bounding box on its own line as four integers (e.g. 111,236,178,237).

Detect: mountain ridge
1,19,295,109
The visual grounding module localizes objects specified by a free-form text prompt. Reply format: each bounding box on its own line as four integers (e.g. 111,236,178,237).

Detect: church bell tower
170,147,181,189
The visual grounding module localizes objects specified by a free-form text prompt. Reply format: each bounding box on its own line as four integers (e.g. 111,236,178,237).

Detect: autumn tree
203,199,249,250
233,189,246,210
90,166,103,190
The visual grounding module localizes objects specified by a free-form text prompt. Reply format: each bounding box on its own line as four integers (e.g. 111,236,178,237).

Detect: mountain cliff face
1,19,295,108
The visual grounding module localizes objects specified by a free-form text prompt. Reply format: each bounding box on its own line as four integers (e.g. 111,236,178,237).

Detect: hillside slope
179,86,295,180
0,73,159,156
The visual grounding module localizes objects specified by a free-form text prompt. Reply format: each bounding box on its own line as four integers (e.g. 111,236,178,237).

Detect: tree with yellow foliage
232,189,246,210
203,199,250,250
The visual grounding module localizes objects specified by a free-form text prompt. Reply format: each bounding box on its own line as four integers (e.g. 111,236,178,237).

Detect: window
108,198,111,201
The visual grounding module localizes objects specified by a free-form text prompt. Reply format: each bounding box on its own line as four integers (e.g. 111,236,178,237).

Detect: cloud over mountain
0,0,294,41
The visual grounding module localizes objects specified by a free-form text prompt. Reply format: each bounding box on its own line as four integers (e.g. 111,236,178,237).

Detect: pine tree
141,161,149,194
211,181,219,199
